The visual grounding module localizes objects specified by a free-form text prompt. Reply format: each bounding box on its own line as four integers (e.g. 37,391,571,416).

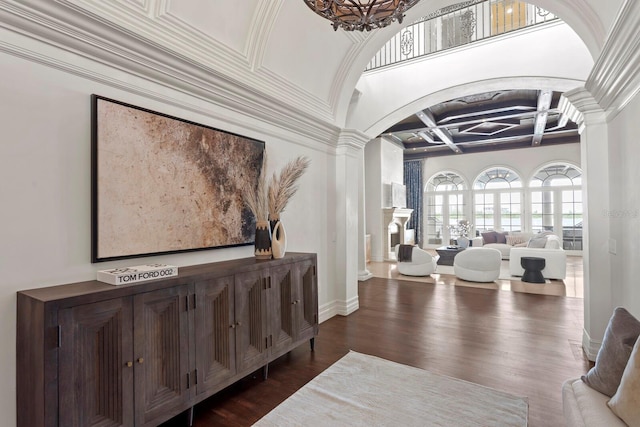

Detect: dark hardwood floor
163,276,590,427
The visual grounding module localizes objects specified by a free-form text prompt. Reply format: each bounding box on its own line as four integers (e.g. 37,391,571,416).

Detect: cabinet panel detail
134,286,190,426
58,298,133,427
195,276,236,394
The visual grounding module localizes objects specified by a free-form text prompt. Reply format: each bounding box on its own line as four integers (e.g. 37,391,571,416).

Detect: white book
97,263,178,285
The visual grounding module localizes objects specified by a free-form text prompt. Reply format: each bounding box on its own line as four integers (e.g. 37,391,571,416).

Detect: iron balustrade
365,0,558,72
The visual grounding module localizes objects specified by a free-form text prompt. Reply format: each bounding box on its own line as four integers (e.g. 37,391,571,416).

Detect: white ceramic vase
271,220,287,259
457,236,469,248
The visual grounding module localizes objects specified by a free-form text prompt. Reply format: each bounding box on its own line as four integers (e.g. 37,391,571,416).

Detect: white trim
319,296,360,322
582,328,601,362
358,270,374,281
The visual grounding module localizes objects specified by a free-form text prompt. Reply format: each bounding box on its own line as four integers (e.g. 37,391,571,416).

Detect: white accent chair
394,245,437,276
453,247,502,282
509,235,567,280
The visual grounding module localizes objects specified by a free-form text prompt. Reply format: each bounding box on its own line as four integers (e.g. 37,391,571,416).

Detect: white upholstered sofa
562,378,626,426
509,235,567,280
471,231,535,259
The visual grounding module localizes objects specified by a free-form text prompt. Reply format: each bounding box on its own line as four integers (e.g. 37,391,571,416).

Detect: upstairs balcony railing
365,0,558,72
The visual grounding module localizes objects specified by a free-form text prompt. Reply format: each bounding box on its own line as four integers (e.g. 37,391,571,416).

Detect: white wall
421,144,581,244
423,144,581,187
0,32,335,426
608,94,640,318
364,137,404,261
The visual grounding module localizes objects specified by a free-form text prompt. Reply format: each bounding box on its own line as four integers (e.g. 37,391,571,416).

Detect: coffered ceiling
381,89,580,159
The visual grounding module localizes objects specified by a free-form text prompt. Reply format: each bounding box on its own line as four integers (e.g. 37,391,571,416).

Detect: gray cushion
482,231,498,244
581,307,640,396
527,235,547,248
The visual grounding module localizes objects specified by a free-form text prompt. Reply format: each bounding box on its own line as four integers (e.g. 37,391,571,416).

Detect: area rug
253,351,528,426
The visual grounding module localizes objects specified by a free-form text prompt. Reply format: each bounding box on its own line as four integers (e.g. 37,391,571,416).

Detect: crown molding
336,129,370,155
561,88,606,133
585,0,640,119
0,0,341,146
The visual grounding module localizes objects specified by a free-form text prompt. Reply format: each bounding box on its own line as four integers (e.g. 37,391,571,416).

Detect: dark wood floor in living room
162,277,591,427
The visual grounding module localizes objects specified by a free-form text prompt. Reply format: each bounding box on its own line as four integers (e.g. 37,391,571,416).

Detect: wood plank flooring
162,276,590,427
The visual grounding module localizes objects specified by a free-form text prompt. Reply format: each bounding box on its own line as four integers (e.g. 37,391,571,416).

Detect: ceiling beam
416,110,462,153
532,89,553,146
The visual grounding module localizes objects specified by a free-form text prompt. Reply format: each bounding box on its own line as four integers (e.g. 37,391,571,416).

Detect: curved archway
337,0,612,127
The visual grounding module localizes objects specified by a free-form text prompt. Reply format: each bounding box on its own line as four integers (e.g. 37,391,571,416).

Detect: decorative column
561,88,611,361
335,130,369,315
357,145,373,281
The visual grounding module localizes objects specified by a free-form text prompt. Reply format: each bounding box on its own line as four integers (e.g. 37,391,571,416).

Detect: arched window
425,172,466,245
530,163,582,250
474,168,522,232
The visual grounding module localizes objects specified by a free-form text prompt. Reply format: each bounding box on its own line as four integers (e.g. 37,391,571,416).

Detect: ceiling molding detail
585,0,640,119
30,0,337,122
245,0,282,72
561,88,606,133
0,1,342,143
336,129,370,152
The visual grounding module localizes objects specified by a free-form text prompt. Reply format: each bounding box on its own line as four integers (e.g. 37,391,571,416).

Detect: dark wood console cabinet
17,253,318,427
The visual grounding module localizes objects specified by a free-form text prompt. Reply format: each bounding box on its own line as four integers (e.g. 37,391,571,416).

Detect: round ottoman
453,247,502,282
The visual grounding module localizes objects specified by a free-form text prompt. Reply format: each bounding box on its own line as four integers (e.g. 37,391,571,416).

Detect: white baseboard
318,296,359,323
582,328,601,361
358,269,373,281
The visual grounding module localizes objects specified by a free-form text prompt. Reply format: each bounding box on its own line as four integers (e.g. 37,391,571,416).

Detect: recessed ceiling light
507,7,513,13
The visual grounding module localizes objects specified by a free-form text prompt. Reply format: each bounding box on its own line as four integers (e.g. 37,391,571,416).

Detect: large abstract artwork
91,95,264,262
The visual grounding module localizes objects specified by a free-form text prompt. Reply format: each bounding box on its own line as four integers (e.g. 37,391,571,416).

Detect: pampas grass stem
268,156,310,218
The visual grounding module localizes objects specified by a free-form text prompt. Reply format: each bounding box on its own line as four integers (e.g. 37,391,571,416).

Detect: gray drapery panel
404,160,423,246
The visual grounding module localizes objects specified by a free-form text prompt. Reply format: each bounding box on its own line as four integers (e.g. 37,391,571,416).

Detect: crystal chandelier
304,0,422,31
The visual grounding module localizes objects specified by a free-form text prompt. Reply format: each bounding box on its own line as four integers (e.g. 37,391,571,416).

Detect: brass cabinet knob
126,361,133,368
137,358,144,364
236,321,242,327
230,323,236,329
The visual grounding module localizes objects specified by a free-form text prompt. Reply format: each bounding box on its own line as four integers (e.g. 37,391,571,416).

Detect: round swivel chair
453,247,502,282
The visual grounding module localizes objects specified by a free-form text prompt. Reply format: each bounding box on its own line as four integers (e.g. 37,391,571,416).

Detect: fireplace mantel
382,207,413,261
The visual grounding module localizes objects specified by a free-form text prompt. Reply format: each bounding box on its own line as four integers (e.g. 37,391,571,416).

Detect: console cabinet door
234,269,269,372
58,297,134,427
133,286,191,427
294,258,318,342
194,275,236,395
269,264,295,356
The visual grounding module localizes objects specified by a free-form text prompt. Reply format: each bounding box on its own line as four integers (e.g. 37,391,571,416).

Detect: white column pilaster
335,130,369,313
562,88,611,361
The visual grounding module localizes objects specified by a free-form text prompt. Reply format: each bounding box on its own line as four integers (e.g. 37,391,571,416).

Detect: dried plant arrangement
243,152,269,222
268,156,311,219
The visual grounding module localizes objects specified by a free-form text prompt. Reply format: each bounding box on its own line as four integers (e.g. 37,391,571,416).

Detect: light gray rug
253,351,528,427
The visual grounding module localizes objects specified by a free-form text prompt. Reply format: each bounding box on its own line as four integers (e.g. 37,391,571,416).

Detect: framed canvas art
91,95,264,262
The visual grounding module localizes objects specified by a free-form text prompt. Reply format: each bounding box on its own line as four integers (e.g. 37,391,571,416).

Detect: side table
521,256,546,283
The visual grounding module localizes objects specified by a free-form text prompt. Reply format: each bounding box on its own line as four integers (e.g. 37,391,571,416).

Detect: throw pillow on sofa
582,307,640,397
482,231,508,244
506,235,528,246
527,236,547,248
482,231,498,244
608,336,640,426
